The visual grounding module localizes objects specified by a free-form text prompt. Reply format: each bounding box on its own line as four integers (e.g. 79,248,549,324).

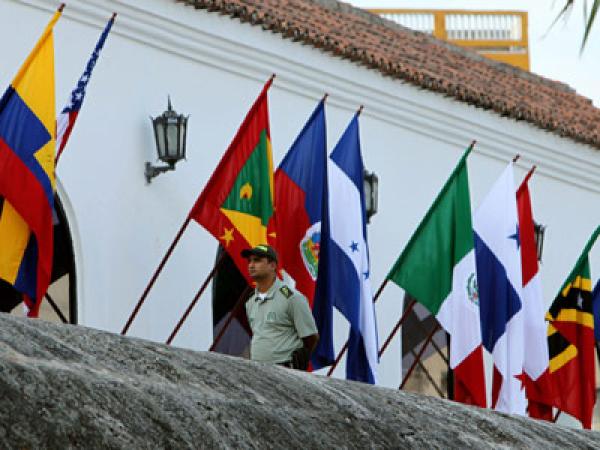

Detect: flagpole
44,293,68,324
399,324,441,390
410,348,445,398
121,217,192,335
326,279,390,376
378,298,416,358
412,307,448,364
165,251,227,345
208,285,252,351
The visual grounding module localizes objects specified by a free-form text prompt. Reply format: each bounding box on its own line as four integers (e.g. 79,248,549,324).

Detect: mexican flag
387,145,486,407
190,77,276,282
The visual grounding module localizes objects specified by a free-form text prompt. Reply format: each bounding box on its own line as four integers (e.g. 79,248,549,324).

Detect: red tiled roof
182,0,600,149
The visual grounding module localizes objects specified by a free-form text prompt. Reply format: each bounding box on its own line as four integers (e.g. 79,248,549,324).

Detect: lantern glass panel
179,117,187,159
364,177,372,214
153,118,165,159
164,118,179,161
371,175,378,216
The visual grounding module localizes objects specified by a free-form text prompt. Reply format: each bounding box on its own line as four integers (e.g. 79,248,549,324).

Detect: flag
515,169,554,421
545,226,599,429
274,99,326,306
0,8,62,317
312,113,378,383
190,77,276,282
387,144,486,408
56,14,115,163
592,279,600,341
474,162,526,415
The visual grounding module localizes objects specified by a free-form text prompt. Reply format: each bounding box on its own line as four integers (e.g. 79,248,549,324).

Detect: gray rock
0,313,597,449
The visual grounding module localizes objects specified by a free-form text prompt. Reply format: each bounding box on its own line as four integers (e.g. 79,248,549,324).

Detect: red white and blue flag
56,14,115,163
274,99,326,306
474,162,526,415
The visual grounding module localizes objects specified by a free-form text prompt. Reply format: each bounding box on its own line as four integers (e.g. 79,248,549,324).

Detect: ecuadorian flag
0,8,62,316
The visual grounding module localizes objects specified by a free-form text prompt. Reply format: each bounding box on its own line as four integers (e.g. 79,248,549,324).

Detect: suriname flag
190,77,276,282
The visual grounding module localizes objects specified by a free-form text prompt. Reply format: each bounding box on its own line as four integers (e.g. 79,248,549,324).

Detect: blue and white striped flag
313,112,378,383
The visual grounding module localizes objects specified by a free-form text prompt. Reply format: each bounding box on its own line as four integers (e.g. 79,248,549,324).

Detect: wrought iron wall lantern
364,170,379,223
533,222,546,262
145,97,188,183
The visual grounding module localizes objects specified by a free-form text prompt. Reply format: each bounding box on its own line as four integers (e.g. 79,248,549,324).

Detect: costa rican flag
56,14,115,163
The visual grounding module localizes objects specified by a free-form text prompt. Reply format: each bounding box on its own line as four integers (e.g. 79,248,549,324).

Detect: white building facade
1,0,599,392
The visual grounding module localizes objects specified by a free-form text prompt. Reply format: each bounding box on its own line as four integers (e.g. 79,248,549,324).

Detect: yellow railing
368,9,530,70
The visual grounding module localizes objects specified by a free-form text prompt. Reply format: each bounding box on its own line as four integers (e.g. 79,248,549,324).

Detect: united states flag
56,14,115,163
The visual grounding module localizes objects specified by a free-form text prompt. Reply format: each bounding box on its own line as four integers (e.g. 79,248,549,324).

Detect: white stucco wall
2,0,599,391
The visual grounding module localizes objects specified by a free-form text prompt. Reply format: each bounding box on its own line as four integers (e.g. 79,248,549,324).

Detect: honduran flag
55,14,115,163
474,162,526,415
312,112,378,383
274,99,326,306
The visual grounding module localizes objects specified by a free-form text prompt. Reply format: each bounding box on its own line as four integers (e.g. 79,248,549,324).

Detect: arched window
0,195,77,324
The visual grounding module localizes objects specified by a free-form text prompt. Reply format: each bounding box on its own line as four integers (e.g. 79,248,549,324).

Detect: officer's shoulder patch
279,285,293,299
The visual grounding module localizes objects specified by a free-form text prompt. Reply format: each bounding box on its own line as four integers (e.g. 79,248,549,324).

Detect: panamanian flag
312,112,378,383
56,14,115,163
274,99,326,307
474,162,526,415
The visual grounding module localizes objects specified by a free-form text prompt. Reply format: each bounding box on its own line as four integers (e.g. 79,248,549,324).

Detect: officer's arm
302,333,319,354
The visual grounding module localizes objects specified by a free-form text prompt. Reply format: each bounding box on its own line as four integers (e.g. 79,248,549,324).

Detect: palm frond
581,0,600,51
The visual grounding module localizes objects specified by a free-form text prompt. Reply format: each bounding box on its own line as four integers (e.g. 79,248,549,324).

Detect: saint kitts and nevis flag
190,77,276,281
387,144,486,407
539,226,599,429
0,7,63,317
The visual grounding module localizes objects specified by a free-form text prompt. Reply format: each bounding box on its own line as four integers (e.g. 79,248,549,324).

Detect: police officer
242,244,319,370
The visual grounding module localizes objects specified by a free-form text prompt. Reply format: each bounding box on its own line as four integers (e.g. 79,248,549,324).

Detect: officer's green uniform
246,277,318,364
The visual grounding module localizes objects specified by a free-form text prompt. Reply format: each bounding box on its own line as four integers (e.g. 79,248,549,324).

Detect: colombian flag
190,77,276,282
0,7,62,316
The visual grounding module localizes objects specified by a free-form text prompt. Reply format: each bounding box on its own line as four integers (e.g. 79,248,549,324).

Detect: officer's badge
280,286,293,299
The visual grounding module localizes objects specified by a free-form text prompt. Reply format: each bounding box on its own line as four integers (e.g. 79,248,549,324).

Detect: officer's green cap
241,244,278,263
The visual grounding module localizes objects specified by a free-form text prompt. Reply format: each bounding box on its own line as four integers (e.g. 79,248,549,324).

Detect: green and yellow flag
190,77,276,281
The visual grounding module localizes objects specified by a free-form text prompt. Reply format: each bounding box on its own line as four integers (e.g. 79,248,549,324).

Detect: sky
347,1,600,106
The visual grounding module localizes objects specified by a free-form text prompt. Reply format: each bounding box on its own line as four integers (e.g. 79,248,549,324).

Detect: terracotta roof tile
181,0,600,149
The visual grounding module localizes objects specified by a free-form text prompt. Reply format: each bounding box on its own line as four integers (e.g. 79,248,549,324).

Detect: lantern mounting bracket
145,161,175,183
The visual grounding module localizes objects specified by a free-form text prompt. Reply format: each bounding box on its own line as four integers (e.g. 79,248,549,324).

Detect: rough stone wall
0,313,598,449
